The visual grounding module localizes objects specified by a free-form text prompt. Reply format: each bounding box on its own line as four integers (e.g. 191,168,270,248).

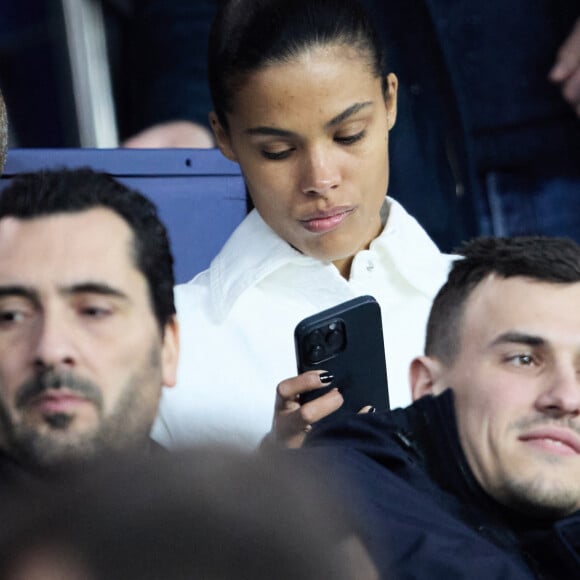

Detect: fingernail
319,372,334,384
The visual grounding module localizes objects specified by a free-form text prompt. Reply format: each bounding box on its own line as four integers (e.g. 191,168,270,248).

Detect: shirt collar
208,209,319,321
207,198,454,320
369,198,457,298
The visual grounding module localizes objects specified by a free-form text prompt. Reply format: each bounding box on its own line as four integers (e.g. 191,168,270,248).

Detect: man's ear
208,111,237,162
409,356,445,402
161,316,180,388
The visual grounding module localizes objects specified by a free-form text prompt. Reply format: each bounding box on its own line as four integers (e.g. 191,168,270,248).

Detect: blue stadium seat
1,148,247,283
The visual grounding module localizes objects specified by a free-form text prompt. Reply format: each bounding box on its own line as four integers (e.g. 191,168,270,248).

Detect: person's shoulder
176,209,307,322
379,198,456,295
297,424,535,580
174,273,212,318
305,407,414,463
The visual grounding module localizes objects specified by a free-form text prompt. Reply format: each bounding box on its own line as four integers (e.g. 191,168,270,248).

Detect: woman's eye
335,130,365,145
261,148,293,160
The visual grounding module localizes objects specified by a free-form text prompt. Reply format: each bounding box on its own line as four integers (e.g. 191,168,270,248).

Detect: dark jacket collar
407,390,580,578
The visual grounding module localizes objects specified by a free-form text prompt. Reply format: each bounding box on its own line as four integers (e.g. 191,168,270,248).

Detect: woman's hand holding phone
264,371,342,448
263,370,374,449
262,297,388,449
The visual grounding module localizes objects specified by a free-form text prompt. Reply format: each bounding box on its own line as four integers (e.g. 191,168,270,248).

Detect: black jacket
304,391,580,579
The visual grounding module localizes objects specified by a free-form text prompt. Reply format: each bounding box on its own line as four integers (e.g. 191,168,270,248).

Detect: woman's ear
409,356,444,402
208,112,237,162
384,73,398,131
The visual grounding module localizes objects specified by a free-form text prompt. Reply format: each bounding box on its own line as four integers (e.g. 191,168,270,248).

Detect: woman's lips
299,207,355,233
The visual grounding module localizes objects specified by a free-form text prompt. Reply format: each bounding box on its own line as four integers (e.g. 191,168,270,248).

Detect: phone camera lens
308,345,326,363
305,330,323,348
326,329,343,350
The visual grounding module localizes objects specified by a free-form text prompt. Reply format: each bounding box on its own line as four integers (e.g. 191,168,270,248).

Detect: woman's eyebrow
325,101,373,129
245,101,374,138
245,126,295,138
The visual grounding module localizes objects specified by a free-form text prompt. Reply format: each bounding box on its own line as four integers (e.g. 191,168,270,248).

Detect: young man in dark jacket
302,236,580,579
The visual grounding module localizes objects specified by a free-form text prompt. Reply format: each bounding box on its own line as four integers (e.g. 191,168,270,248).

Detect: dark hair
209,0,387,129
426,236,580,364
0,447,365,580
0,88,7,173
0,168,175,331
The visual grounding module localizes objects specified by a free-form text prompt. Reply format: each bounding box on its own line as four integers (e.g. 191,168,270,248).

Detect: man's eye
508,354,536,367
81,307,111,319
0,310,24,324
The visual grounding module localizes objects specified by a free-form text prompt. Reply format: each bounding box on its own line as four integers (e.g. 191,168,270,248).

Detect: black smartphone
294,295,389,417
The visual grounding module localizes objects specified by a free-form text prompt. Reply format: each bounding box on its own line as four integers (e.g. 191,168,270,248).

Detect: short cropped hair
0,88,7,173
425,236,580,365
0,168,175,332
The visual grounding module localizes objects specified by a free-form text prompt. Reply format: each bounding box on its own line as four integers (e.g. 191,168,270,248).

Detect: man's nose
32,311,77,370
300,147,341,196
535,364,580,416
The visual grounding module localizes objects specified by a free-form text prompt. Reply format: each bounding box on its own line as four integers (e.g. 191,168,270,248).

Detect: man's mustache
512,415,580,438
15,370,103,410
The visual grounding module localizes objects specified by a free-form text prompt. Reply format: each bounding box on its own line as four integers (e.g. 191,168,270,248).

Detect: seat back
0,148,247,283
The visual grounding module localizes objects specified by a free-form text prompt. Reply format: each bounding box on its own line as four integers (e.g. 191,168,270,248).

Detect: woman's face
211,45,397,277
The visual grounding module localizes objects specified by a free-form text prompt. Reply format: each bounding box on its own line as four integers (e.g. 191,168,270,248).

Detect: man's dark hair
426,236,580,365
0,88,7,173
0,168,175,331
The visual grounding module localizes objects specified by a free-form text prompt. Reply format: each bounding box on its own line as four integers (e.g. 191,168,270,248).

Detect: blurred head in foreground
0,446,378,580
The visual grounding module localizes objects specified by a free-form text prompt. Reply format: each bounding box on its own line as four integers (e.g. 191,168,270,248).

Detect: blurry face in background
211,44,397,278
0,208,178,466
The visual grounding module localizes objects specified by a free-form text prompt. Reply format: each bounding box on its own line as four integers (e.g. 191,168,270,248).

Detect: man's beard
0,345,162,468
498,475,580,519
497,415,580,518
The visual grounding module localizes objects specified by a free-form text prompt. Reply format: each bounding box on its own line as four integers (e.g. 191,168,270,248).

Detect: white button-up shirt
152,198,455,448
